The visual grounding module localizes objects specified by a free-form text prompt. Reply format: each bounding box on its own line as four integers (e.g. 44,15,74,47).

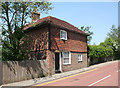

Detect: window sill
63,63,71,65
78,60,82,62
60,38,67,41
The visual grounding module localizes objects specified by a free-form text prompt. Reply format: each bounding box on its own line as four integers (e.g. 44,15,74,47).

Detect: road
34,61,119,87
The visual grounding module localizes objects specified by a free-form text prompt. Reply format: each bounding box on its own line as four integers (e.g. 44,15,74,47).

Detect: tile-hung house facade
23,11,88,75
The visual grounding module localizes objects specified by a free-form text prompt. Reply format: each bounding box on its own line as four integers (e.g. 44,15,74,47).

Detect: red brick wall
25,26,49,60
25,26,49,52
46,50,55,75
25,24,88,74
50,25,87,73
50,25,87,52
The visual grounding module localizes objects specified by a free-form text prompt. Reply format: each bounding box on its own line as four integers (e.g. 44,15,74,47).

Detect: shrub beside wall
88,45,114,65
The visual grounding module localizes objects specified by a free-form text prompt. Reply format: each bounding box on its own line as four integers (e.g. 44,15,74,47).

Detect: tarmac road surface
35,61,119,87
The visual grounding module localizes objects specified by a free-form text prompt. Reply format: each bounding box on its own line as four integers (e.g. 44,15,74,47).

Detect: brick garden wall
88,56,115,66
2,60,48,84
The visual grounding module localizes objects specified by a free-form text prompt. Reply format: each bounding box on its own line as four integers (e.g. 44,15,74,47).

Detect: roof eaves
51,23,88,36
24,21,49,32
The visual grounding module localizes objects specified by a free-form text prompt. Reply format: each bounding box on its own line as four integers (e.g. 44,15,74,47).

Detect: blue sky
40,2,118,45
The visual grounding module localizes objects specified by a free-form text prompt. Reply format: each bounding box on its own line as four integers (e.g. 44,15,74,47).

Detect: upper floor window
60,30,67,40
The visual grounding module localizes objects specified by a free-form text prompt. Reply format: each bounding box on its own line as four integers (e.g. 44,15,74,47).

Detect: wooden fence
2,60,48,84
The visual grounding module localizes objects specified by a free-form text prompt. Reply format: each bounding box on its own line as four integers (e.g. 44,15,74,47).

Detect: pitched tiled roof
23,16,87,35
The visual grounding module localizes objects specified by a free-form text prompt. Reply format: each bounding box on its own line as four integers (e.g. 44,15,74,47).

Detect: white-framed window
60,30,67,40
78,54,82,62
62,52,71,65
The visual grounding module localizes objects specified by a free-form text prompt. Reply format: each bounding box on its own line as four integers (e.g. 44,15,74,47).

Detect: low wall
2,60,48,84
88,56,114,66
0,61,2,86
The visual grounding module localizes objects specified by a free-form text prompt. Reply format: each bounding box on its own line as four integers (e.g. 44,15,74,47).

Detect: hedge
88,45,113,59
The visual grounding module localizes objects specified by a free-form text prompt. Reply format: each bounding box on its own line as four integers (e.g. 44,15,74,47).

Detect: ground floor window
78,54,82,62
62,52,71,65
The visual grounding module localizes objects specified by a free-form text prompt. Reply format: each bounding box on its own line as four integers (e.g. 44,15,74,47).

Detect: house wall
25,24,88,74
46,50,55,75
25,25,49,52
50,25,87,52
47,51,87,73
50,25,88,72
25,25,49,60
61,52,87,72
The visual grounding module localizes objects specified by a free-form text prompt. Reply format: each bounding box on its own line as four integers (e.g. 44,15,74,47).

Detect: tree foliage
107,25,119,60
107,25,119,51
0,1,53,61
88,25,119,60
81,26,93,44
88,45,113,60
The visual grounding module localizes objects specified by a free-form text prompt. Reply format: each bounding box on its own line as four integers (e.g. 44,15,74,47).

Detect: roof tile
23,16,86,35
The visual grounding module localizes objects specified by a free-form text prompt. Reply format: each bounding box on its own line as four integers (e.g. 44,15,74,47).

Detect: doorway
55,52,61,73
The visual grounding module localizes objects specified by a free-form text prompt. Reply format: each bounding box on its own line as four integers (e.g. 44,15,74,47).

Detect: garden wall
88,56,114,66
2,60,48,84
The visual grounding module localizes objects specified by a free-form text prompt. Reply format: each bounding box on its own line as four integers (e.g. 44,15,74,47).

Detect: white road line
117,70,120,72
88,75,111,86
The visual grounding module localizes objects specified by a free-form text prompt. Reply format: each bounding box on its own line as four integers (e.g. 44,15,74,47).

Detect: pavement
1,60,118,88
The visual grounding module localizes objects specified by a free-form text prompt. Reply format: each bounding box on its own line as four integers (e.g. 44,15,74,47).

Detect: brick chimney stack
31,9,40,22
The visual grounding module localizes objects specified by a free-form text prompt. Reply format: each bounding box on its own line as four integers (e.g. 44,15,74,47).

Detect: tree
0,2,53,61
80,26,93,44
107,25,119,59
100,37,114,49
108,25,118,51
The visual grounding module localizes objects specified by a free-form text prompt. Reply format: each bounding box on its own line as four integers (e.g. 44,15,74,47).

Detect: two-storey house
24,11,88,75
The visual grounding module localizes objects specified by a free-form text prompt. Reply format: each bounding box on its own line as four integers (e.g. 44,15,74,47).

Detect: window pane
61,33,64,38
78,54,82,61
63,52,69,58
60,30,67,40
60,31,63,38
65,31,67,40
63,31,65,39
63,58,69,64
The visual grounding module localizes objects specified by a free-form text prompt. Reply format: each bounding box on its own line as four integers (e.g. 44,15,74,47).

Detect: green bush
88,45,113,60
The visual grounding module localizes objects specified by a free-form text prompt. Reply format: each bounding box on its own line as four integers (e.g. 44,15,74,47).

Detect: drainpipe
47,23,51,76
48,23,51,51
